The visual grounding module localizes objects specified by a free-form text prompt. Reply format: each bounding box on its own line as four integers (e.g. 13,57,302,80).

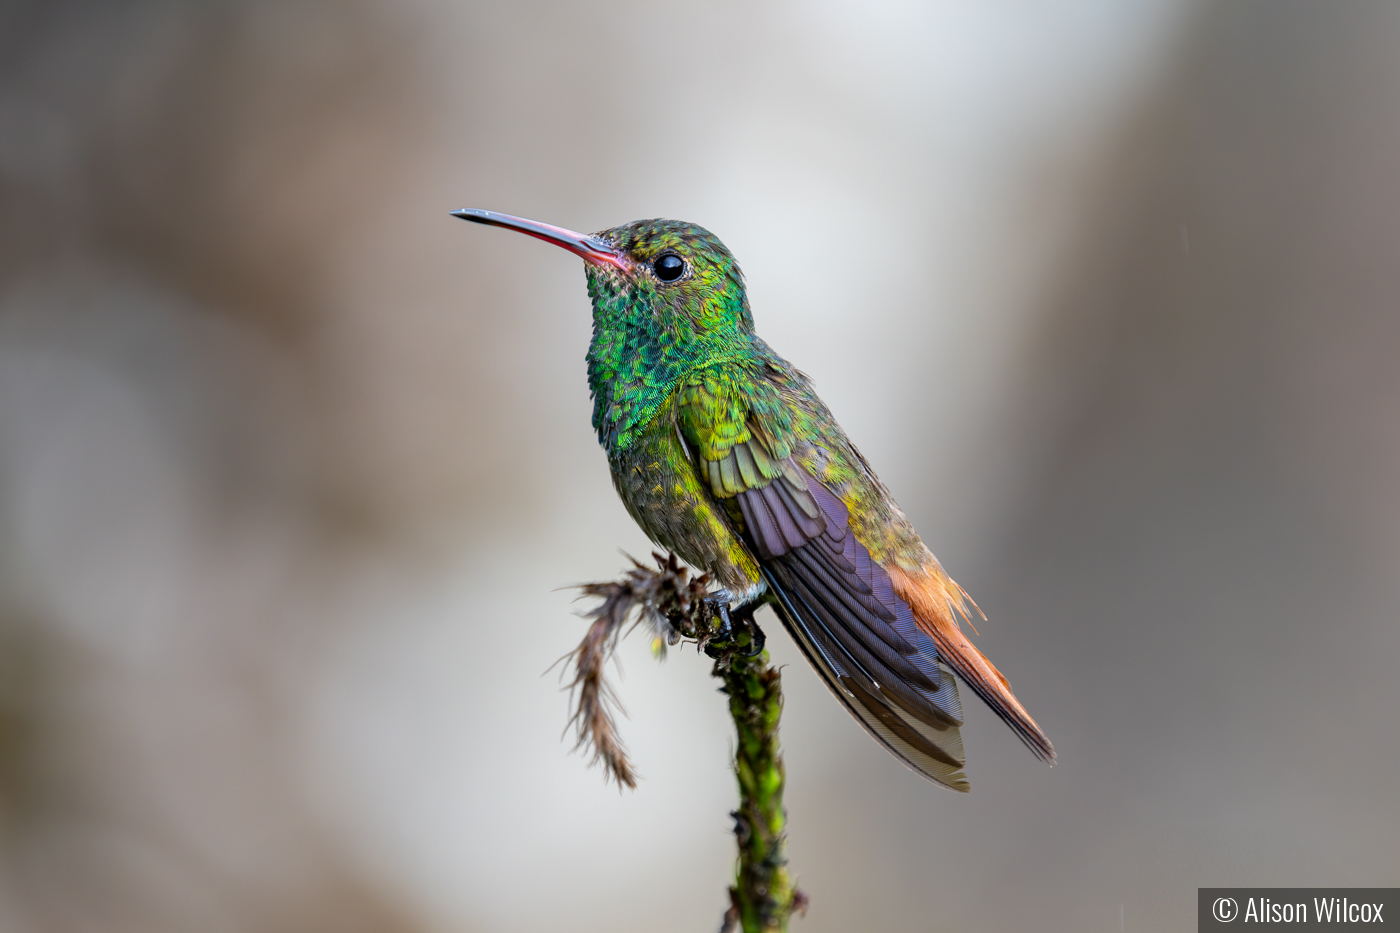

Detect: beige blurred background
1,1,1398,931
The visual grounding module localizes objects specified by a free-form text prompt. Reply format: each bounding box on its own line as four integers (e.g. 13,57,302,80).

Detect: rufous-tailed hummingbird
453,209,1054,790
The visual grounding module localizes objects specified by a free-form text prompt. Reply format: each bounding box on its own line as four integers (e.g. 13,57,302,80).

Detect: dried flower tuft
563,553,715,788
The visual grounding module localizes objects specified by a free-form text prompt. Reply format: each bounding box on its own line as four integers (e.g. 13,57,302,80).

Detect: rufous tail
889,563,1056,763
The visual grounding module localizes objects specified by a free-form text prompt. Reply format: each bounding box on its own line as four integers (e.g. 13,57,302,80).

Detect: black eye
653,253,685,281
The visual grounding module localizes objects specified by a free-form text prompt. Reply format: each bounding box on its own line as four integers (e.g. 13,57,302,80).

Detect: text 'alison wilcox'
1242,898,1384,924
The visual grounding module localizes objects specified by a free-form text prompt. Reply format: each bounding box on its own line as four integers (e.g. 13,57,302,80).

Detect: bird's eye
653,253,685,282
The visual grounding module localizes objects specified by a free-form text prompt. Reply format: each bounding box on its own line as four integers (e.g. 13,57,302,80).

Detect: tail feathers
889,564,1056,764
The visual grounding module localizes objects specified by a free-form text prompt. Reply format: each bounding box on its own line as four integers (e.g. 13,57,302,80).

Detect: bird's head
452,210,754,344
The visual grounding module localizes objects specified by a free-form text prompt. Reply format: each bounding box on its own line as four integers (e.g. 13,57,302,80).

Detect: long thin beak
451,209,629,271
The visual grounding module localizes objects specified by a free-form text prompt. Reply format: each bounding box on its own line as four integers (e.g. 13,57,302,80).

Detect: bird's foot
732,602,766,656
703,595,766,659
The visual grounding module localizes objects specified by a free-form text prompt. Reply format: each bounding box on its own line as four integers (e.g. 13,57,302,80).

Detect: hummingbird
453,209,1054,790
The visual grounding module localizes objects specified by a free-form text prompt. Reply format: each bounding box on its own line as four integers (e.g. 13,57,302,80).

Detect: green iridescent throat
584,219,755,455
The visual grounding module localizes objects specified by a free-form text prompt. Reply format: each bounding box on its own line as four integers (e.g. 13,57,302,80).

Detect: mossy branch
566,552,805,933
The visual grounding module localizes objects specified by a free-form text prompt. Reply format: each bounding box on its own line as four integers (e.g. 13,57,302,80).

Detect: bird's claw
741,621,766,657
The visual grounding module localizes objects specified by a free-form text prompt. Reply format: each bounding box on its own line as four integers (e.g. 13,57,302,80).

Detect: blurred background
1,0,1397,930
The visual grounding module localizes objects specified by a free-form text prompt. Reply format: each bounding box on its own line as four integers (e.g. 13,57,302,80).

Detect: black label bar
1200,889,1397,931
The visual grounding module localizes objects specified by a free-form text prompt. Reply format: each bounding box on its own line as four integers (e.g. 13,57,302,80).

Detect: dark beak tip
451,208,488,223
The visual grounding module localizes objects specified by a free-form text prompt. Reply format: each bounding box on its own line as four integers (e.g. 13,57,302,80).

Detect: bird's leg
701,590,734,656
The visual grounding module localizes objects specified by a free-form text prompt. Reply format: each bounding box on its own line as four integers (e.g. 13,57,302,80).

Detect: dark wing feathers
709,437,970,790
763,563,970,787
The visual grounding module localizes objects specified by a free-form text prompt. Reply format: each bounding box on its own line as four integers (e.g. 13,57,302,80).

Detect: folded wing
704,435,972,790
